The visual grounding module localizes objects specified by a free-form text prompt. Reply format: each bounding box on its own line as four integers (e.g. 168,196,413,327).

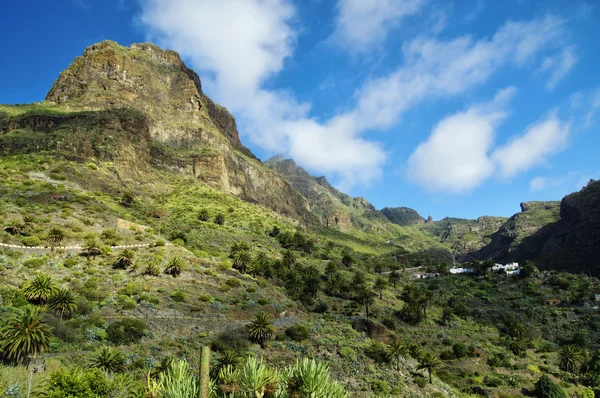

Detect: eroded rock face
380,207,425,226
326,211,353,231
44,41,312,222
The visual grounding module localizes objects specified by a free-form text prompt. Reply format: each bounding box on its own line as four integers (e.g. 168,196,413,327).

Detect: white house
492,262,520,271
506,269,521,276
449,267,475,275
413,273,439,279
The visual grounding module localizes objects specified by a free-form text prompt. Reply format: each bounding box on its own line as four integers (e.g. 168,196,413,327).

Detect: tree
48,288,77,320
387,339,408,371
285,269,305,296
214,213,225,225
164,256,184,277
281,249,297,268
0,306,52,362
520,261,539,279
247,311,276,348
534,375,566,398
83,237,102,260
22,273,57,304
417,352,441,384
232,250,252,274
22,214,35,230
559,345,585,373
89,346,126,373
120,191,135,207
301,265,321,299
441,307,455,327
373,277,386,300
354,287,376,318
198,209,210,222
46,227,65,250
249,252,272,278
388,270,400,288
4,219,24,235
341,253,354,267
114,249,134,269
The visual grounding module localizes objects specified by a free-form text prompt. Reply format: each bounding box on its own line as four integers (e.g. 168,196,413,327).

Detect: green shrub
106,318,147,345
211,329,249,354
285,324,309,341
371,379,389,395
21,236,41,247
339,347,358,361
225,278,242,288
484,374,503,387
199,294,213,303
23,257,46,268
170,290,186,302
63,258,78,268
534,375,566,398
257,298,269,306
364,340,389,363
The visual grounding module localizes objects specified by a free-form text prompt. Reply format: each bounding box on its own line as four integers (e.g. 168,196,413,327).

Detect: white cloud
529,176,551,191
137,1,573,191
407,88,515,193
539,45,578,89
493,114,570,178
330,0,425,52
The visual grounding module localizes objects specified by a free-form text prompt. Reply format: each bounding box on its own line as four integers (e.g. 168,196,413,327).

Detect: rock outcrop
380,207,425,226
39,40,313,222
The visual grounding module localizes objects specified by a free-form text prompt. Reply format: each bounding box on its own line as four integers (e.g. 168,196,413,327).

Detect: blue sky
1,0,599,220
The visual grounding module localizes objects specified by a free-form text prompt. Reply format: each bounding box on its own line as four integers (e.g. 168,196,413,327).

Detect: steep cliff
265,155,388,232
7,40,313,221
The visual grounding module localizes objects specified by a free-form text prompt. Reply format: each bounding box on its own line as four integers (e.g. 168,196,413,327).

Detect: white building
449,267,475,275
506,269,521,276
492,262,520,271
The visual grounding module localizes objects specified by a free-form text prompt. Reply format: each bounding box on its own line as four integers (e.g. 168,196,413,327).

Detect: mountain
18,40,314,222
265,155,388,231
380,207,426,226
497,180,600,274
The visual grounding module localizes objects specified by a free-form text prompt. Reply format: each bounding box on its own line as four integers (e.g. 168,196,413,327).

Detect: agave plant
47,288,77,320
287,358,347,398
112,373,143,398
164,256,184,277
0,306,52,363
89,346,127,373
248,312,276,348
22,274,57,304
159,359,198,398
238,356,277,397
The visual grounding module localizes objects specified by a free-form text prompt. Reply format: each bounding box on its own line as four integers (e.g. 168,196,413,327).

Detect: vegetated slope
380,207,426,226
471,201,561,263
502,180,600,275
418,216,508,261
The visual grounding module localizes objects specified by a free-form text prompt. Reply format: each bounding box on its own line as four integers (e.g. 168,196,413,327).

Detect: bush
211,329,249,354
21,236,41,247
106,318,147,345
312,301,328,313
371,379,390,395
225,278,242,288
484,375,503,387
285,324,309,341
534,375,566,398
170,290,186,302
364,340,389,363
453,342,469,359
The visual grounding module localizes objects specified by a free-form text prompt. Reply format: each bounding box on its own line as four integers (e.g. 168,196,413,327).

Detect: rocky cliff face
40,41,312,221
505,180,600,274
380,207,425,226
265,156,386,231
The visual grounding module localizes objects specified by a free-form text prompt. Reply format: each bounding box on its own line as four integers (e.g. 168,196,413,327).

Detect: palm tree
114,249,134,269
48,288,77,320
22,274,57,304
354,287,376,318
325,272,345,297
0,306,52,363
198,209,210,222
22,214,35,231
281,249,297,268
232,250,252,274
214,213,225,225
89,346,127,373
388,270,400,288
373,277,386,299
164,256,184,277
387,339,408,371
441,307,455,327
249,253,272,278
4,219,24,235
248,311,276,348
83,237,102,260
417,352,442,384
284,269,305,296
559,345,585,373
46,227,65,250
